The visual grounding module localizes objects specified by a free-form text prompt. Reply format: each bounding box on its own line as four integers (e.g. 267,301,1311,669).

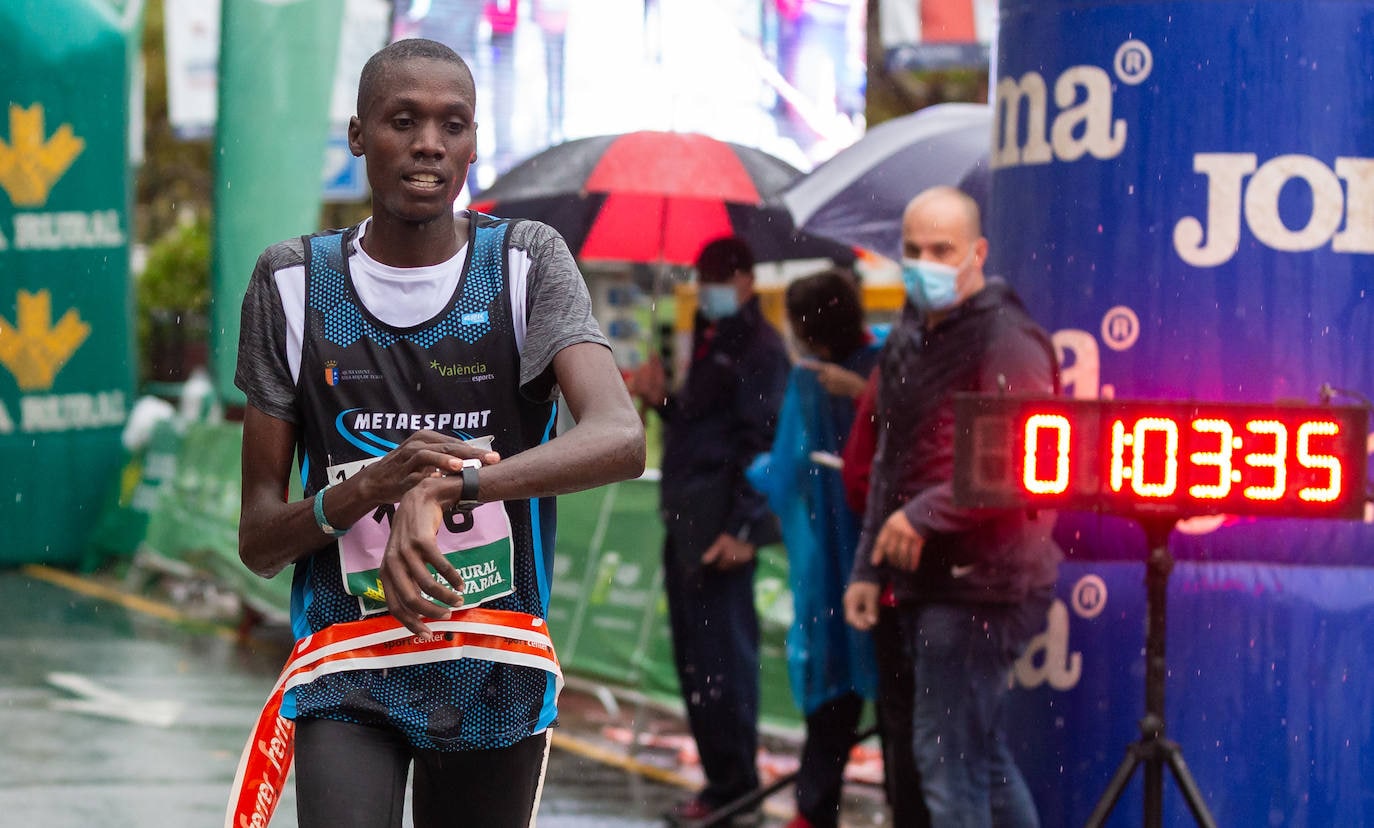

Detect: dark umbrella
469,130,852,265
779,102,992,261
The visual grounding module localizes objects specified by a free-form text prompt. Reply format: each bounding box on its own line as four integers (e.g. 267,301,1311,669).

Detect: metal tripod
1084,518,1216,828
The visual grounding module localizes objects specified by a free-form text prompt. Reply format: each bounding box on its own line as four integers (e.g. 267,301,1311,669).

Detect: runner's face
350,57,477,225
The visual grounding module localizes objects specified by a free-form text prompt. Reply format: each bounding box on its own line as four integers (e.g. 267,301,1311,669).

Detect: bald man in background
843,187,1062,827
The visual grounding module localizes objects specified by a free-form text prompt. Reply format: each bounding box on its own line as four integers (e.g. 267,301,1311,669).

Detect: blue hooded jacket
748,342,880,714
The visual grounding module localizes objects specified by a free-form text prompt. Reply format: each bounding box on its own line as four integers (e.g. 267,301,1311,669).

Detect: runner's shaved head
356,38,475,118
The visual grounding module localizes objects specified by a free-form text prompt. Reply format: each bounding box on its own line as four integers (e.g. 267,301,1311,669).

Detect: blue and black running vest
290,213,560,750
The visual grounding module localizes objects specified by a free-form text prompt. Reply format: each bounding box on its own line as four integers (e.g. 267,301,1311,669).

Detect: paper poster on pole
164,0,221,139
880,0,996,71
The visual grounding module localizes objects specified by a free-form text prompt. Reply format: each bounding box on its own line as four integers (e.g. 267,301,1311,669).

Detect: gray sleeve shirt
234,217,609,420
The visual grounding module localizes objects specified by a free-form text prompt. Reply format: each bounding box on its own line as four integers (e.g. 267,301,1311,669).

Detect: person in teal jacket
749,268,880,828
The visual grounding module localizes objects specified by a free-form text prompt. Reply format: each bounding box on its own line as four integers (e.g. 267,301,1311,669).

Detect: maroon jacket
841,367,879,516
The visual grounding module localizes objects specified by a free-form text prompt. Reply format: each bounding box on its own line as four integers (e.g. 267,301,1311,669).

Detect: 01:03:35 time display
953,396,1370,520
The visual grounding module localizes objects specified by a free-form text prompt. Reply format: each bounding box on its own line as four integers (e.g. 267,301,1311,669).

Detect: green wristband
313,486,348,538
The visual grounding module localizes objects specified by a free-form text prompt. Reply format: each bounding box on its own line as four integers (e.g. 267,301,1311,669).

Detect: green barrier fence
99,419,293,620
552,482,798,727
139,420,294,620
106,419,805,728
85,417,183,570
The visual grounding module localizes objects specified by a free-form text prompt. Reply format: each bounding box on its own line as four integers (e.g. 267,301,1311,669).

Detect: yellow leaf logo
363,580,387,603
0,104,85,207
0,290,90,390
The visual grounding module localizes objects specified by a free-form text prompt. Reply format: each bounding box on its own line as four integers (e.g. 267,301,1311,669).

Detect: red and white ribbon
225,609,562,828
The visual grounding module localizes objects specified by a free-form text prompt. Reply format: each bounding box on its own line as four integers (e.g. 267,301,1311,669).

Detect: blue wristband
313,486,348,538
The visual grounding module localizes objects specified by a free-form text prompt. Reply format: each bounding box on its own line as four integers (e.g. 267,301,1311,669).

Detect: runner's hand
872,509,924,572
701,533,756,570
843,581,881,631
799,359,867,399
357,430,499,505
629,357,667,408
380,477,468,635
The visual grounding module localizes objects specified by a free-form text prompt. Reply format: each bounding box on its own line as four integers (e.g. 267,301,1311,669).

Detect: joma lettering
1173,153,1374,267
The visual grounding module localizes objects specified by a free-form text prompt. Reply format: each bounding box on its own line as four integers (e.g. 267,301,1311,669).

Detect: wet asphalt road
0,567,706,828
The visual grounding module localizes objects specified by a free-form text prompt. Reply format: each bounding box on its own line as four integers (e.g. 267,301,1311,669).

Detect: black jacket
852,279,1063,604
658,296,789,553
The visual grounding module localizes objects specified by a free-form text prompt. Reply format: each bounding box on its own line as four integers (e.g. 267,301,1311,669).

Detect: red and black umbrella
469,130,851,265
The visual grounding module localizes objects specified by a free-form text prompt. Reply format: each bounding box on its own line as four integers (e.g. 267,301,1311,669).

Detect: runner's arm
397,341,645,510
383,342,644,633
238,406,322,578
238,406,501,579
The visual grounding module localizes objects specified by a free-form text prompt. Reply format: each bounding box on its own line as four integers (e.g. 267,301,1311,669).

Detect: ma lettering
992,64,1127,171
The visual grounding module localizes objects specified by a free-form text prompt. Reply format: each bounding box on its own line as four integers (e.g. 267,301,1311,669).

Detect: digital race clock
953,395,1370,519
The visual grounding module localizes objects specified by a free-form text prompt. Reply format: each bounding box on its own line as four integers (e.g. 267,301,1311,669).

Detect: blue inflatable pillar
988,3,1374,825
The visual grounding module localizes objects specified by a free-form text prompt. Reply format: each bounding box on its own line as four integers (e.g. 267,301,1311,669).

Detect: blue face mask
901,252,968,313
698,284,741,321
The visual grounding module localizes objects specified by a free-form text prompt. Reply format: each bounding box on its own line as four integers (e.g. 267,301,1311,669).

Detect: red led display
953,395,1369,519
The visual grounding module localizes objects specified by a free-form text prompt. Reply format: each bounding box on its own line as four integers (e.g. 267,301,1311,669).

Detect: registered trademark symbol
1114,39,1153,85
1101,305,1140,351
1071,575,1108,619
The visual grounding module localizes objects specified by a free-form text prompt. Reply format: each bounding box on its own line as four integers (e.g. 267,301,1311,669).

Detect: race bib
328,458,515,615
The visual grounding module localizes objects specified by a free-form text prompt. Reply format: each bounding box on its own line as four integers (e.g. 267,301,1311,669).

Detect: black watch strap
458,459,481,506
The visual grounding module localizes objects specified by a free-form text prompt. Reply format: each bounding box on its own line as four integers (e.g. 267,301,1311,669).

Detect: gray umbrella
779,102,992,262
